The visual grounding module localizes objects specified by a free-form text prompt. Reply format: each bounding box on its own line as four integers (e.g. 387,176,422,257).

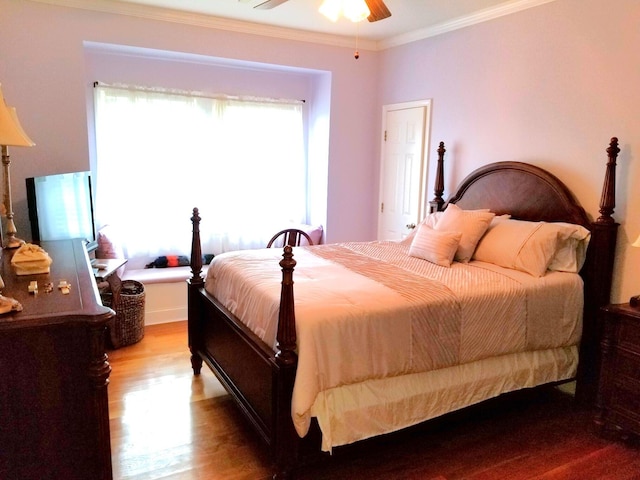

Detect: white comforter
205,241,583,446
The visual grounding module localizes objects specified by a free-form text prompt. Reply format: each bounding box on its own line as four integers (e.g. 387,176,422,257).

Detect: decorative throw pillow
409,224,462,267
145,254,214,268
401,212,443,245
96,225,124,259
434,204,495,262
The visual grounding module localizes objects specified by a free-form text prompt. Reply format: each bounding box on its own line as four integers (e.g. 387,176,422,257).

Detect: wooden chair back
267,229,314,248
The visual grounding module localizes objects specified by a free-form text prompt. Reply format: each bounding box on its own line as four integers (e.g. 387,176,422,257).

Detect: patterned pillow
409,224,462,267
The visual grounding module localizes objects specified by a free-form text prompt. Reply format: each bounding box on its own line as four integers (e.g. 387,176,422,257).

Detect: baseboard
144,306,187,325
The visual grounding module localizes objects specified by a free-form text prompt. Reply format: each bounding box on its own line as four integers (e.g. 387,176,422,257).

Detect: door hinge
381,202,384,213
384,130,387,142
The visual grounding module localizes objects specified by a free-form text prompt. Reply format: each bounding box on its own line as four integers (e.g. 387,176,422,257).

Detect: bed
187,138,620,479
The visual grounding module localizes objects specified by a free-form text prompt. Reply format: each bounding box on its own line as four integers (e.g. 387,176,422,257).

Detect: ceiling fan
245,0,392,22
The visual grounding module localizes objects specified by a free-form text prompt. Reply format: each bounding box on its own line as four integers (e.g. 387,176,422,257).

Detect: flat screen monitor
26,171,97,252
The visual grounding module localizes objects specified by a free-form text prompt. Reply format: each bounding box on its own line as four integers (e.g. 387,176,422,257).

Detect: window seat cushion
122,265,207,285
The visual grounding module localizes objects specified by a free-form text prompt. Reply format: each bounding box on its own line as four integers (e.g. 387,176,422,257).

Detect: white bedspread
204,241,583,448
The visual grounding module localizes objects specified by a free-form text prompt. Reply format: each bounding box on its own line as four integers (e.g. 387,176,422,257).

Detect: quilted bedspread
204,241,583,440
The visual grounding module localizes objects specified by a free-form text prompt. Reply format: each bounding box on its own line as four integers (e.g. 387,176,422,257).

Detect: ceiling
35,0,556,49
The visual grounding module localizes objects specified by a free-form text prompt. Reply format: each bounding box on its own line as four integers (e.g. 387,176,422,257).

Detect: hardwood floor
108,321,640,479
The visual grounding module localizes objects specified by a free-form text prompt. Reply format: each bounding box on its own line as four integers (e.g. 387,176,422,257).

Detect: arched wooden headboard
430,139,620,403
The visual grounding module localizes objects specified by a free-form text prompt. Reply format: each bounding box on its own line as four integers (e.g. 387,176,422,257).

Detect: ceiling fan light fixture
319,0,341,22
319,0,370,23
343,0,370,22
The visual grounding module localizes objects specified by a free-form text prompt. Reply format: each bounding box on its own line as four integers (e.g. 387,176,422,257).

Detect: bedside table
594,303,640,440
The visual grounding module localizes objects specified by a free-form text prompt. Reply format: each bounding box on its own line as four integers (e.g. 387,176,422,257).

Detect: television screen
26,171,97,251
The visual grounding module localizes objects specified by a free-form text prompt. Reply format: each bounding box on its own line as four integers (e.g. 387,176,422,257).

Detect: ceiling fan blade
365,0,391,22
254,0,289,9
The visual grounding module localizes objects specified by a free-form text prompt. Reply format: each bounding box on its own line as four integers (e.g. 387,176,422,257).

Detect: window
93,84,307,261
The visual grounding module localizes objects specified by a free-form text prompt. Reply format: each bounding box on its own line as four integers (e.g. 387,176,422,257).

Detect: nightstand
594,303,640,440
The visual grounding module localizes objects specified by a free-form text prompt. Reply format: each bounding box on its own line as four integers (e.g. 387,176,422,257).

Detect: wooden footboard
188,209,303,478
188,138,619,479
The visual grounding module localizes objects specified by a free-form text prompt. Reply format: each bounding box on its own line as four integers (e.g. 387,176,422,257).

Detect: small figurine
0,294,23,314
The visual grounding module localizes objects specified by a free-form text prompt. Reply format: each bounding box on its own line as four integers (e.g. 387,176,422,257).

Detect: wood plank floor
108,321,640,480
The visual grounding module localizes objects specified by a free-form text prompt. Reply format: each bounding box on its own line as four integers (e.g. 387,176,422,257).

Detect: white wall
378,0,640,304
0,0,380,246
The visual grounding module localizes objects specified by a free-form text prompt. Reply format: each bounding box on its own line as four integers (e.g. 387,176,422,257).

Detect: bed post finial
276,245,297,366
429,141,446,213
597,137,619,224
190,207,203,284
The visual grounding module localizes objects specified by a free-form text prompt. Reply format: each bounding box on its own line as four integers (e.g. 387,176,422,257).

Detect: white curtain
93,85,306,260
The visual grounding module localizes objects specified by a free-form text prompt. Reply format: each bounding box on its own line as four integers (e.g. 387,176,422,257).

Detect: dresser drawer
613,349,640,383
610,377,640,423
618,317,640,355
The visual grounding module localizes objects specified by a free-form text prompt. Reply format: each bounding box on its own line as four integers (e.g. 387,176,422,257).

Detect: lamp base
630,295,640,308
3,236,25,249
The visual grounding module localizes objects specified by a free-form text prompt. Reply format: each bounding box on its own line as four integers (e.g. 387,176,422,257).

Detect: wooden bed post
272,245,300,479
598,137,619,224
275,246,297,366
188,207,204,375
575,137,619,404
429,141,446,213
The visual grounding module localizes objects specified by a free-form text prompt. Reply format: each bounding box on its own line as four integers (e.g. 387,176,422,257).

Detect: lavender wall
1,0,638,303
378,0,640,303
0,0,380,246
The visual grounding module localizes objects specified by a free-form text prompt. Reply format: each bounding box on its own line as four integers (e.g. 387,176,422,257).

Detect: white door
377,101,431,241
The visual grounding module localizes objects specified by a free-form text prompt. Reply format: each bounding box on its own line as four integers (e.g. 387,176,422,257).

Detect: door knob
406,223,416,230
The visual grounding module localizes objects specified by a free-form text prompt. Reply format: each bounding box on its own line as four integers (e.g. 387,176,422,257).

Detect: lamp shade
633,234,640,248
0,85,35,147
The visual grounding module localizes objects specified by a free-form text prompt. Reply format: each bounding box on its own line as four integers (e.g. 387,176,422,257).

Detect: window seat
122,266,206,285
121,266,207,325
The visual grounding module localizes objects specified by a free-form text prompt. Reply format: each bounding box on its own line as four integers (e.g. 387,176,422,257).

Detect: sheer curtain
93,85,306,261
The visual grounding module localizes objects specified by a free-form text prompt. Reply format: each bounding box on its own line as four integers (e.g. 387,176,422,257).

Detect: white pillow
400,211,443,245
434,204,495,262
422,211,444,229
409,224,462,267
547,222,591,272
473,219,591,276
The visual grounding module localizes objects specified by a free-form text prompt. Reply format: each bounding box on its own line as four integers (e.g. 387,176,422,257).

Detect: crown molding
28,0,377,50
29,0,557,52
381,0,558,50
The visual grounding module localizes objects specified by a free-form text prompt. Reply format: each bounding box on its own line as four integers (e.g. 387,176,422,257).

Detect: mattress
205,241,583,450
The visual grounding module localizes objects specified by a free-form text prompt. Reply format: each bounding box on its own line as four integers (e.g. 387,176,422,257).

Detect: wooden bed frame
188,138,620,479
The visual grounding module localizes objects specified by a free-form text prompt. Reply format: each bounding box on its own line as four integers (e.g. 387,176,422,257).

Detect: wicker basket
102,280,145,349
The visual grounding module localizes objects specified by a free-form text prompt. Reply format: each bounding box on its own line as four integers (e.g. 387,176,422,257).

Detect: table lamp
0,84,35,249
